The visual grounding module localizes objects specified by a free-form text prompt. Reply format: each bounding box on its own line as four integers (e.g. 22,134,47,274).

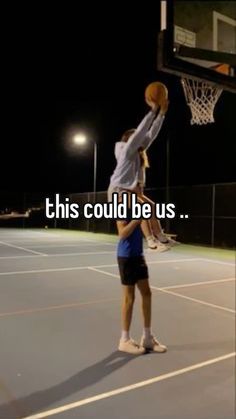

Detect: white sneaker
147,237,157,249
166,237,180,246
118,338,146,355
156,232,170,245
140,335,167,353
155,240,170,252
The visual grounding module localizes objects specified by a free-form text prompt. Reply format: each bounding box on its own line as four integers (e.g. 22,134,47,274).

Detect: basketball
145,81,168,107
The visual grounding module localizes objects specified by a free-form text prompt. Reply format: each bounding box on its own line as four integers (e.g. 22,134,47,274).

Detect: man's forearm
119,220,141,239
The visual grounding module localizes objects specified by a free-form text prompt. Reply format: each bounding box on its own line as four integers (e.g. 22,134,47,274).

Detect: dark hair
121,129,135,142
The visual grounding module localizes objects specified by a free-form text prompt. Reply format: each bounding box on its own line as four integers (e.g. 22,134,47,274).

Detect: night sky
2,4,236,195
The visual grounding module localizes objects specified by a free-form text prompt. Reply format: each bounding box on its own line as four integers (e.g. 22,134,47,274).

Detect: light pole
93,141,97,202
73,133,97,199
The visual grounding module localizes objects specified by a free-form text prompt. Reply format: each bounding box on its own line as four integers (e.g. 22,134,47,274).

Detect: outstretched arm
142,99,169,150
124,109,157,157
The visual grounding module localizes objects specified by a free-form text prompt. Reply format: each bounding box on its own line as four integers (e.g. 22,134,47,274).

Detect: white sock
121,330,130,341
143,327,152,339
147,235,154,241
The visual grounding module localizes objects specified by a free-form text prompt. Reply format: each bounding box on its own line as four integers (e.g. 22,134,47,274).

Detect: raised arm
124,110,157,157
142,99,169,150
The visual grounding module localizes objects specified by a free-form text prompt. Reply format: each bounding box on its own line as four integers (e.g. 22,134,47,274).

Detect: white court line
0,258,201,276
0,248,203,260
162,277,236,290
200,258,235,267
22,243,115,248
0,236,106,243
90,267,235,290
0,241,47,256
152,286,235,314
0,238,95,243
0,249,234,269
0,255,44,260
90,267,235,314
37,251,115,257
21,352,235,419
88,267,119,278
0,251,116,260
0,266,95,276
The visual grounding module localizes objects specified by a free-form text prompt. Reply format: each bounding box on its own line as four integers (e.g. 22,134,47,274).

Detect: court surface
0,228,235,419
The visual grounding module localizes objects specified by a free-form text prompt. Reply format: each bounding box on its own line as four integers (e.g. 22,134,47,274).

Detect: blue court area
0,228,235,419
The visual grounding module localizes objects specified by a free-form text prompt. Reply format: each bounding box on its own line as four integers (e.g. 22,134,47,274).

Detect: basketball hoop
181,64,229,125
181,78,222,125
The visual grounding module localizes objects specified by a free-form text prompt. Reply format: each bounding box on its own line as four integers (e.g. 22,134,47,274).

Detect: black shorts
117,256,149,285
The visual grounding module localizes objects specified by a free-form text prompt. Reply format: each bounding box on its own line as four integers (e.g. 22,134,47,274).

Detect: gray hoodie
109,110,165,190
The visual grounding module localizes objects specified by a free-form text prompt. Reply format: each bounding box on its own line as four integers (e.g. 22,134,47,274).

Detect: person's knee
123,292,135,306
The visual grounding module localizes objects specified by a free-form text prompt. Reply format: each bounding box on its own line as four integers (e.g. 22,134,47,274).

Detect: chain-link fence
0,183,235,248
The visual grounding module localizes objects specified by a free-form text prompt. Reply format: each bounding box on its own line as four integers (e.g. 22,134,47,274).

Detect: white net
181,78,223,125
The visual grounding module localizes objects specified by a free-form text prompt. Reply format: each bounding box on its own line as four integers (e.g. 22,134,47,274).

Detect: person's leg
139,193,180,246
119,284,145,355
121,285,135,338
140,220,157,249
136,279,152,335
137,278,167,353
138,194,166,240
139,194,180,246
137,195,170,251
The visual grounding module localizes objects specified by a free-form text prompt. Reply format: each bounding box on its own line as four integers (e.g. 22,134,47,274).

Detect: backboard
158,1,236,93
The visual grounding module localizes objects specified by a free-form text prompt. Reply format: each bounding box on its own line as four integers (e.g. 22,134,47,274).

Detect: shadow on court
0,350,140,418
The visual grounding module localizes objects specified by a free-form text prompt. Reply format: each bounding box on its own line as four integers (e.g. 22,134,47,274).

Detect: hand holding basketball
145,81,168,111
159,98,169,115
148,101,160,113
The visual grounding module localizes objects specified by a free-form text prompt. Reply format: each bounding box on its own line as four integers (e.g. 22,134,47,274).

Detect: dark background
2,3,236,196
